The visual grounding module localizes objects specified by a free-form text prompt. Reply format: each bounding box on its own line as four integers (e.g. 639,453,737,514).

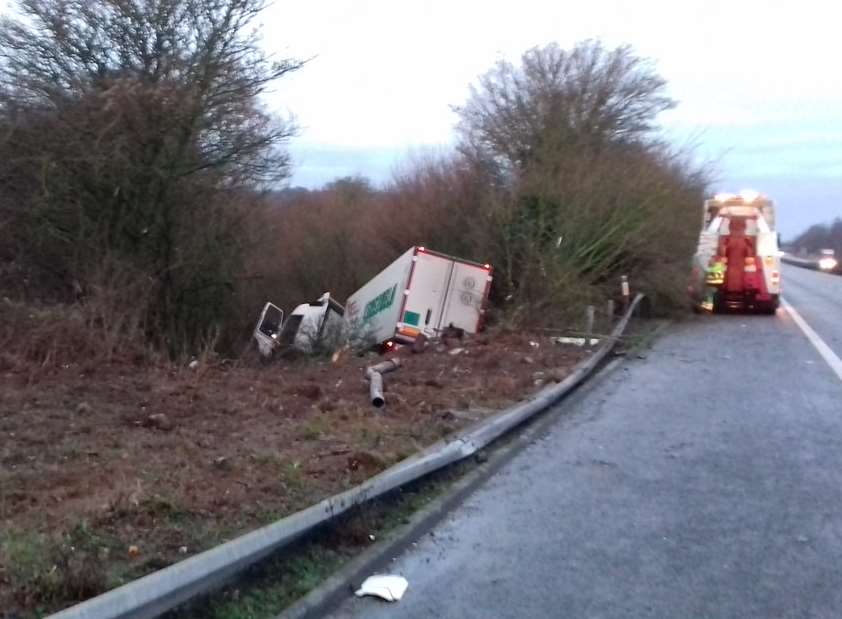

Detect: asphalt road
781,263,842,360
329,266,842,619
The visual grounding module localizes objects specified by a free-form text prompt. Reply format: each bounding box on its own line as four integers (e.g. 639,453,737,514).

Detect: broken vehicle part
365,358,401,408
354,574,409,602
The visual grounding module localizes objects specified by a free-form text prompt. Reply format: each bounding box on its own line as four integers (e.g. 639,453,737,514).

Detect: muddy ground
0,330,588,616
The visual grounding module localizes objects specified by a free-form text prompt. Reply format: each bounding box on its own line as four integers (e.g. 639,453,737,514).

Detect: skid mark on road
782,297,842,384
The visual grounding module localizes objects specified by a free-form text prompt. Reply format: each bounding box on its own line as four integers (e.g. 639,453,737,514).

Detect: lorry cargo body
344,247,492,348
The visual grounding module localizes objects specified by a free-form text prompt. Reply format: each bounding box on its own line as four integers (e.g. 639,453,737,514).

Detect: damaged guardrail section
50,294,643,619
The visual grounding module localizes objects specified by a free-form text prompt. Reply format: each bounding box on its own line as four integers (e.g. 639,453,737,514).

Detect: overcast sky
0,0,836,236
261,0,840,237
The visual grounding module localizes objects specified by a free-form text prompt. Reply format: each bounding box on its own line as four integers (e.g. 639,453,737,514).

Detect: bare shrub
0,0,303,355
452,40,709,321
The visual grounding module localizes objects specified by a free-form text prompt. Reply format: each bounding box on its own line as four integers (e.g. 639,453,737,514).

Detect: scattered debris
365,358,401,408
442,323,465,340
332,345,350,364
368,371,385,407
75,401,92,415
355,574,409,602
128,545,140,558
178,546,188,555
188,359,199,370
441,323,466,348
146,413,173,432
553,336,600,347
529,340,540,348
411,334,428,354
448,347,466,356
347,451,385,473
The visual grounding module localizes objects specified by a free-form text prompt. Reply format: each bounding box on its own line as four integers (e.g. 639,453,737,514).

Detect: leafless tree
0,0,304,352
453,40,706,319
455,40,675,173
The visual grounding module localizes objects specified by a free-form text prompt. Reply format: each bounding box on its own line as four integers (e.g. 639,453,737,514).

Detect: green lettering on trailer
363,284,397,322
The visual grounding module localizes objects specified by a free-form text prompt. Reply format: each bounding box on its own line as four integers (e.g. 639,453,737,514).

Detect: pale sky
261,0,841,237
1,0,838,236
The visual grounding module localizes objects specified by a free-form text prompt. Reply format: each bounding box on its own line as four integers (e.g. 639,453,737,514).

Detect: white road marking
782,297,842,383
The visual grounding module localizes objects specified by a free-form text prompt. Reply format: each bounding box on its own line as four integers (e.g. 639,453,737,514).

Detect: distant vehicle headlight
819,257,838,271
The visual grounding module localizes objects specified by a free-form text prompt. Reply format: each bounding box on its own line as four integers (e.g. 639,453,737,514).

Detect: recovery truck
689,191,781,314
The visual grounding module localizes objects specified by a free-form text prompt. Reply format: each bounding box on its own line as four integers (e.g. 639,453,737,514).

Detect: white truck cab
254,292,345,357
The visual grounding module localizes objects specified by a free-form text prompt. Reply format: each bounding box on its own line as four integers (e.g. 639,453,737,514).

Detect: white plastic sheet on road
354,575,409,602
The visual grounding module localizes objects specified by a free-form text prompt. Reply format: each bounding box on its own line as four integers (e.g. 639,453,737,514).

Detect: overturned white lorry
254,246,493,357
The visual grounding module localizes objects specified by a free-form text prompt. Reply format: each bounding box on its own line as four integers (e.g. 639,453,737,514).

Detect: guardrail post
620,275,630,311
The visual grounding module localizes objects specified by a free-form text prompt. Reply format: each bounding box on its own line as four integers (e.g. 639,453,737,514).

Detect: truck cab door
254,303,284,358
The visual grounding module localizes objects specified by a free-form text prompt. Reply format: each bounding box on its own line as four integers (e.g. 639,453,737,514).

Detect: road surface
329,265,842,619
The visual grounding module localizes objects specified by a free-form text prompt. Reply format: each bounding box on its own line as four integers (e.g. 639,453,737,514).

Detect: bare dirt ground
0,330,587,617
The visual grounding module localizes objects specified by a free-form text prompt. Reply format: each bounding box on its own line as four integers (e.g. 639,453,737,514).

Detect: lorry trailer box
345,246,493,347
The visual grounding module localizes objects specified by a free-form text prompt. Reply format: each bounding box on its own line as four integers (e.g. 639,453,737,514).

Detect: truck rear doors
401,251,451,337
441,260,489,333
400,249,491,340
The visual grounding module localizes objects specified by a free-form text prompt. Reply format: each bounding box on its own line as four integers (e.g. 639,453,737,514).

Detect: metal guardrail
781,255,820,270
50,293,644,619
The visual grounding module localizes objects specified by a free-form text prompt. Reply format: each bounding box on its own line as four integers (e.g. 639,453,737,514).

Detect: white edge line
782,297,842,383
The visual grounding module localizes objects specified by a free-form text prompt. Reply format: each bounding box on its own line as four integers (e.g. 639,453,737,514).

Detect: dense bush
1,19,708,359
0,0,302,355
240,42,709,333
